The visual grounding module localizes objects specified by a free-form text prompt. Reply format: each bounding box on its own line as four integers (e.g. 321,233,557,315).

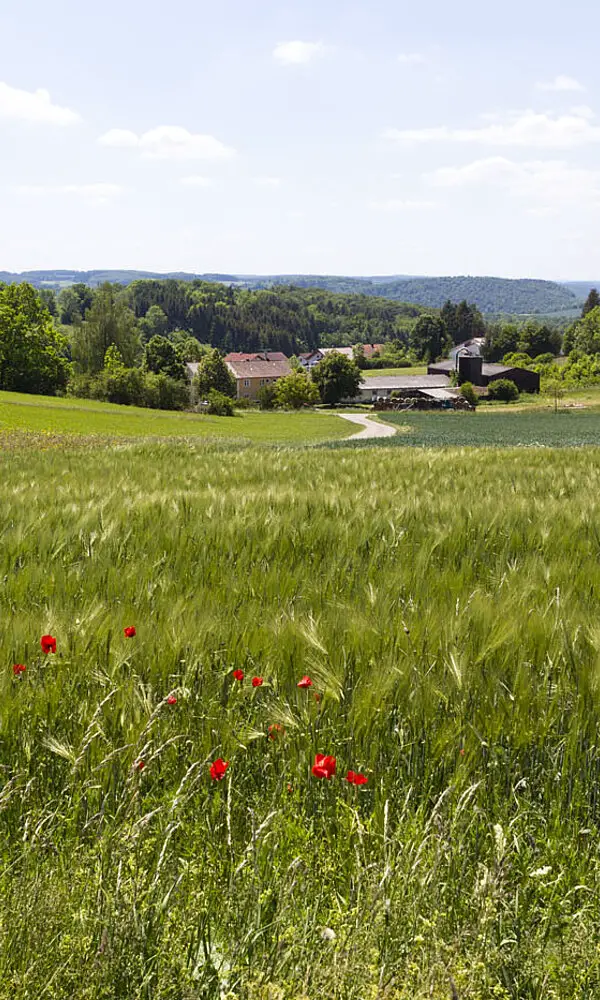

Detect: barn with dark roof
428,355,540,393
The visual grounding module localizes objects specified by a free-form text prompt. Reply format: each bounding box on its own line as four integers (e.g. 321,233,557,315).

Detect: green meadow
2,431,600,999
0,390,351,443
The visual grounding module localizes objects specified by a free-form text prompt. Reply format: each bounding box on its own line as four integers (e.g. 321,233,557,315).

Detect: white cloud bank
0,81,80,125
273,41,325,66
384,108,600,148
98,126,235,161
536,75,585,93
428,156,600,209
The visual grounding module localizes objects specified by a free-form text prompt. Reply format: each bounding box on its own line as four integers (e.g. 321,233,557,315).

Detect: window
244,379,250,387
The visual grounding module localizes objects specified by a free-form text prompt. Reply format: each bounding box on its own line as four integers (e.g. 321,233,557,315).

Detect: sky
1,0,600,279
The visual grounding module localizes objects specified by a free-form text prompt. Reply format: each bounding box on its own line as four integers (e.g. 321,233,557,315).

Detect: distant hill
561,281,600,303
0,269,583,315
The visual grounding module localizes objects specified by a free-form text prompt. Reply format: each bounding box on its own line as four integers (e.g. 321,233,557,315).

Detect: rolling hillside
0,269,584,315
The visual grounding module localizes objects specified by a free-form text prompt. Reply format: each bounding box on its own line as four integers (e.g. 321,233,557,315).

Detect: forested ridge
0,269,587,315
58,279,430,355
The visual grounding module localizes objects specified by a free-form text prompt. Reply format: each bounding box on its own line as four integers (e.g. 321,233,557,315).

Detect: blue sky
1,0,599,278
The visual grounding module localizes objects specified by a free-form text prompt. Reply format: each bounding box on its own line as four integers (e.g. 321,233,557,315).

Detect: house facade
225,356,292,400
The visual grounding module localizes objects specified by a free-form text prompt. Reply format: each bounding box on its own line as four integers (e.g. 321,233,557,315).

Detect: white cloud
397,52,426,66
0,81,80,125
254,176,282,187
273,41,325,66
536,75,585,93
18,183,122,204
370,199,436,211
428,156,600,209
98,125,235,161
179,175,214,187
384,108,600,148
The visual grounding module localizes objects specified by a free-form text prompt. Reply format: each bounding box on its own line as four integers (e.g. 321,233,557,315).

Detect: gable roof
360,375,450,390
226,357,292,379
224,351,288,363
320,347,354,360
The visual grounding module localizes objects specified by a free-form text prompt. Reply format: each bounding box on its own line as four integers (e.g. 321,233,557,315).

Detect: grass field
0,391,351,443
359,408,600,448
3,437,600,998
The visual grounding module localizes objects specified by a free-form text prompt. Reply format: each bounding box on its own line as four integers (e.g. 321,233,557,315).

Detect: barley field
3,438,600,999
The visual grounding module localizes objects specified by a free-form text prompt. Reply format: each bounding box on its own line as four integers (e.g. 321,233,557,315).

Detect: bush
274,372,319,409
459,381,478,407
488,379,519,403
257,384,277,410
206,389,235,416
143,373,190,410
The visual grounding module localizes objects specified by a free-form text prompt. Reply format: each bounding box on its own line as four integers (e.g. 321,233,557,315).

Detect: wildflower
252,676,264,688
40,635,56,654
297,675,313,688
314,692,321,703
210,758,229,781
312,754,336,780
167,695,177,705
459,748,465,756
124,626,136,638
287,783,293,795
346,770,368,786
232,669,244,682
12,663,26,676
268,723,284,740
134,759,145,771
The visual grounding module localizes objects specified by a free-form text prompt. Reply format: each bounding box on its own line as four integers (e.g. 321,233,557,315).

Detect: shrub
459,381,478,407
206,389,235,416
488,379,519,403
143,373,190,411
257,384,277,410
274,372,319,409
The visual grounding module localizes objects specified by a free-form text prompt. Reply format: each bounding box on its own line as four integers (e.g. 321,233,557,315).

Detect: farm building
428,355,540,393
354,374,452,404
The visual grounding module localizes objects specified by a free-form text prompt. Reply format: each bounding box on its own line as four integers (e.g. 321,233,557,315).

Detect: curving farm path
337,413,397,440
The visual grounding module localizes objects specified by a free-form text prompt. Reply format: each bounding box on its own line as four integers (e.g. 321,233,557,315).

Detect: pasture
2,436,600,999
0,390,351,443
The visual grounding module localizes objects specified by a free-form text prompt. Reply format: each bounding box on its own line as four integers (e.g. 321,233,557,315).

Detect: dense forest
56,279,429,355
0,270,591,316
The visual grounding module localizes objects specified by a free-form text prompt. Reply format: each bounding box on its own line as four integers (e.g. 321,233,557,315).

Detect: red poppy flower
252,676,264,688
314,693,321,703
134,759,145,771
297,675,313,688
167,695,177,705
268,723,284,740
12,663,26,676
232,669,244,682
311,754,336,779
124,626,136,638
346,770,368,786
210,758,229,781
459,748,465,756
40,635,56,654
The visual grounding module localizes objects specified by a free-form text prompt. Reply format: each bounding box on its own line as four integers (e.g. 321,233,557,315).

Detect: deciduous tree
311,352,361,405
